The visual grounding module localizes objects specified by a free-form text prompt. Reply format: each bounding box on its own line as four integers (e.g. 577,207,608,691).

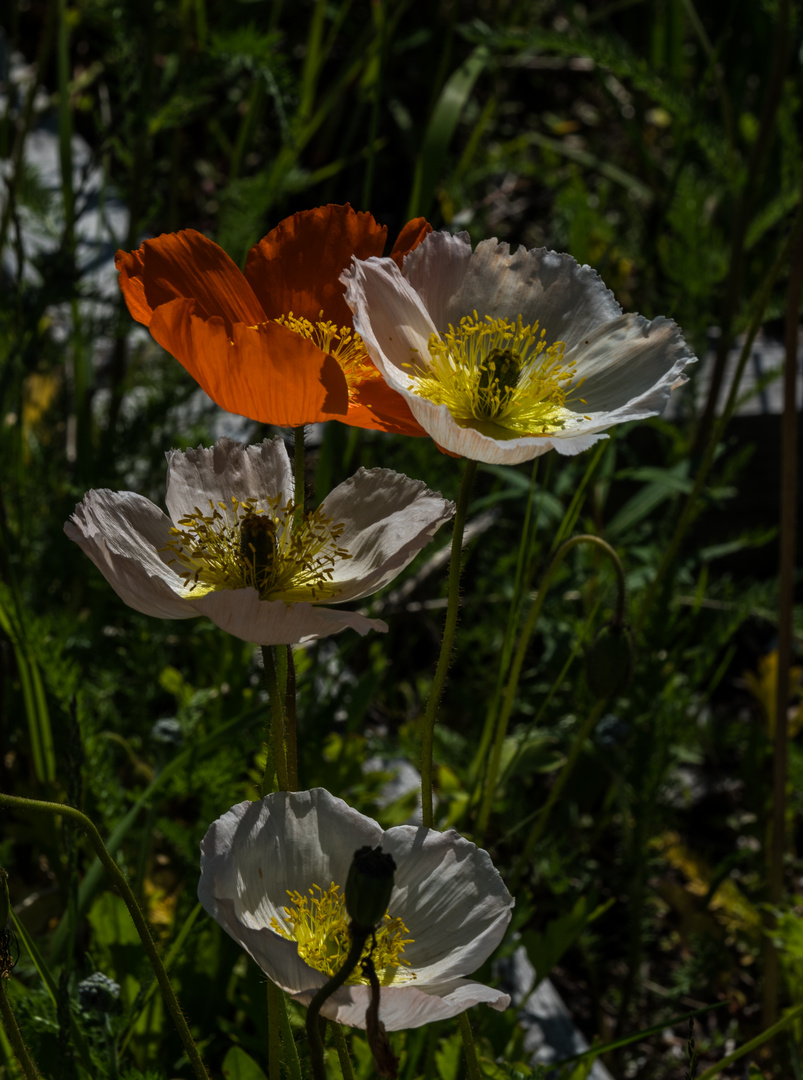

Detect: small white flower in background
198,788,514,1030
65,437,454,646
341,231,696,466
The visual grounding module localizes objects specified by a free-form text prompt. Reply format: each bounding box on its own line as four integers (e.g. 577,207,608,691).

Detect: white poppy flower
341,231,695,465
65,437,454,646
198,788,514,1030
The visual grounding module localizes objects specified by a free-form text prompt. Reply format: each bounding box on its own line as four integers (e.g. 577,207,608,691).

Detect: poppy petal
148,298,350,426
389,217,433,267
244,204,388,327
116,230,265,334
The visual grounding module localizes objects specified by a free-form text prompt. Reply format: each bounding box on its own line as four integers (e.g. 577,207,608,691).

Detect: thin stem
266,982,281,1080
0,794,209,1080
285,646,298,790
306,931,367,1080
695,999,803,1080
278,991,303,1080
0,981,41,1080
476,535,625,838
762,165,803,1032
332,1023,355,1080
420,459,477,829
262,646,289,794
457,1013,481,1080
512,698,608,890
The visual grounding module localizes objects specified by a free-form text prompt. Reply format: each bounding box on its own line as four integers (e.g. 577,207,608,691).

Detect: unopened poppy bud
345,845,396,931
586,622,634,699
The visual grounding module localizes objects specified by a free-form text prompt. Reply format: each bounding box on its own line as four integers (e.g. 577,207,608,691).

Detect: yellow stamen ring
162,496,351,603
409,312,585,436
270,882,415,986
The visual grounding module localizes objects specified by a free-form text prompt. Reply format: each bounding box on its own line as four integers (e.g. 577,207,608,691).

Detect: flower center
162,496,351,602
270,882,415,986
409,312,587,436
275,311,381,399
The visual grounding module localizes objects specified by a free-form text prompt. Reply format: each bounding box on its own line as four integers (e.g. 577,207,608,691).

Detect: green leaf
222,1045,269,1080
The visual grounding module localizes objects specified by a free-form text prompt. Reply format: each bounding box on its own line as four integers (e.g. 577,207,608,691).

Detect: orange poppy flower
115,204,431,433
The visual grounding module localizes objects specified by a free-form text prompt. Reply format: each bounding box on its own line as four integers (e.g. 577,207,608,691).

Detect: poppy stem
0,794,210,1080
262,646,289,793
0,979,41,1080
420,458,477,829
457,1012,482,1080
306,928,368,1080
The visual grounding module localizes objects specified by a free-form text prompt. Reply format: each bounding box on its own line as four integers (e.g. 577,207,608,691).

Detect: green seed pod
345,846,396,932
586,622,634,699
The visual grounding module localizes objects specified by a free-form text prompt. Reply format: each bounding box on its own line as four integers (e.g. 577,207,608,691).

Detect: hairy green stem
763,165,803,1033
0,794,209,1080
476,535,625,838
262,646,289,794
0,981,41,1080
278,990,303,1080
421,459,477,829
332,1022,356,1080
306,930,367,1080
457,1012,481,1080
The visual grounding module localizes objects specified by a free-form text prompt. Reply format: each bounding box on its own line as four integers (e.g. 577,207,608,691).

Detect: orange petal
148,298,350,426
389,218,433,267
347,378,429,436
244,204,388,327
116,230,265,334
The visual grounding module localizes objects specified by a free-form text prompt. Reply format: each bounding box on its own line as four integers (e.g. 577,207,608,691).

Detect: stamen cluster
270,882,414,986
410,312,585,436
276,311,381,397
163,496,351,603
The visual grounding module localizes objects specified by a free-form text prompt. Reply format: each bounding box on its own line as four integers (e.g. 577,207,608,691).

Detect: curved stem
457,1012,481,1080
0,794,209,1080
0,980,41,1080
421,458,477,829
306,930,368,1080
476,535,625,839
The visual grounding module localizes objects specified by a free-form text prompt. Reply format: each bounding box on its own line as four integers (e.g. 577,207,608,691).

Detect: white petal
380,826,513,984
292,977,510,1031
319,469,454,603
398,230,474,330
341,257,437,382
565,313,695,417
165,437,293,525
193,588,388,645
64,489,192,618
198,792,383,994
441,239,623,353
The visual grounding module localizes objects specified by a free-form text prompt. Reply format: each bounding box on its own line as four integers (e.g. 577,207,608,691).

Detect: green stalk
762,166,803,1032
267,982,281,1080
476,535,625,838
332,1024,355,1080
278,991,302,1080
0,794,209,1080
0,981,41,1080
420,459,478,829
457,1013,481,1080
306,931,367,1080
261,646,289,794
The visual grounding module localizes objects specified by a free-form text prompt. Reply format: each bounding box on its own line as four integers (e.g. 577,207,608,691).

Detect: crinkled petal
64,490,191,618
380,826,513,984
563,313,694,419
164,437,293,524
389,217,433,268
244,204,388,328
320,469,454,602
198,792,383,993
147,299,349,426
116,230,265,333
341,256,438,383
293,977,510,1031
394,230,475,330
194,589,387,646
